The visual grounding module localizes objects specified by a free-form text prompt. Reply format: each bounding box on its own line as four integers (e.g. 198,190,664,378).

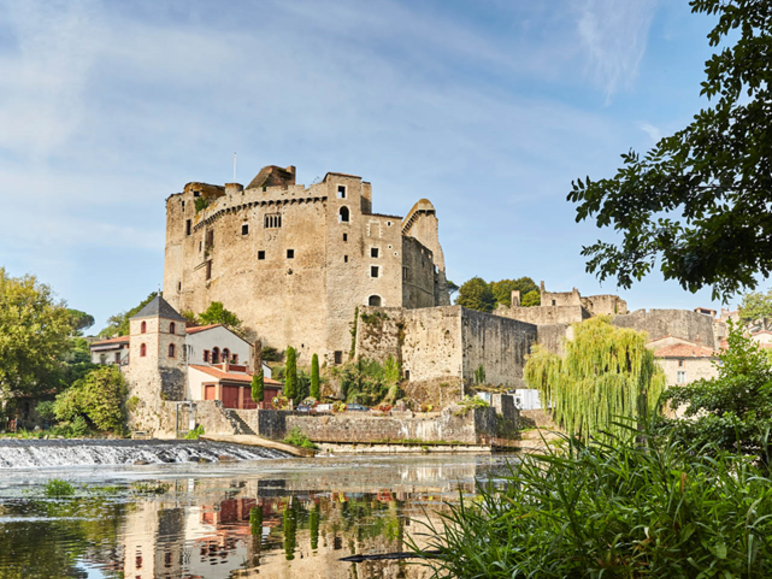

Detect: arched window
368,295,382,306
140,321,147,334
339,206,350,223
168,343,176,358
140,343,147,357
212,347,220,364
169,322,176,334
223,348,230,363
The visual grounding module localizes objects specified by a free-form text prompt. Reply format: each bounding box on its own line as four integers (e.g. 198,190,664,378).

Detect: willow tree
525,316,665,440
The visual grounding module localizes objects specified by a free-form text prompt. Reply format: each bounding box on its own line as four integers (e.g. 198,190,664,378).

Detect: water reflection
0,453,514,578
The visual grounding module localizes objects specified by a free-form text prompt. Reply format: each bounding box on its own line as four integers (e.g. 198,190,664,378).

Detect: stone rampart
613,309,716,348
495,304,589,326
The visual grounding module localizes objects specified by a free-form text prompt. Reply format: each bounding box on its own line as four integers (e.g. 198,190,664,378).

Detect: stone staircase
221,407,256,436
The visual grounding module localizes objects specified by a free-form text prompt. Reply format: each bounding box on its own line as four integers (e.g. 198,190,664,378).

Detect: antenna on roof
233,152,237,183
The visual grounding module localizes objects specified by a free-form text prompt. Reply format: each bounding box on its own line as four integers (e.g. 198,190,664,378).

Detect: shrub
35,400,56,420
283,426,317,449
53,366,127,432
184,425,204,440
411,428,772,578
45,479,75,497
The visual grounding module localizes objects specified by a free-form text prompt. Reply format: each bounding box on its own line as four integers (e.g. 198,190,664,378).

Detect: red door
204,385,216,400
222,385,240,408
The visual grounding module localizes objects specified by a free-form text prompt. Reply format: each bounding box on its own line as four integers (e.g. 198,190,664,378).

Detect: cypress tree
284,346,297,404
310,353,320,400
524,316,665,441
251,370,264,406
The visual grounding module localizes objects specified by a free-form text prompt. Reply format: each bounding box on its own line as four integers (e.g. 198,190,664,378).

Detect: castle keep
164,165,450,364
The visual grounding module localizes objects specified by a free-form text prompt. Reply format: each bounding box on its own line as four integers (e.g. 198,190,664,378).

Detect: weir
0,439,289,468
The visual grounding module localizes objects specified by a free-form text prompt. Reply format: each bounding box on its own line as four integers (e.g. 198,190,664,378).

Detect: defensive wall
613,309,716,348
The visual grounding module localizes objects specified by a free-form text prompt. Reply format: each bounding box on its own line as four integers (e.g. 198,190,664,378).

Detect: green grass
410,424,772,578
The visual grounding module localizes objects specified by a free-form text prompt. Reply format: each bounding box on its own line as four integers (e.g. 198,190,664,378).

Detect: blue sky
0,0,734,330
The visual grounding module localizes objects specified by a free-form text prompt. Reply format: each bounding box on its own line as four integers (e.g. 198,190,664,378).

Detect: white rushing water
0,439,288,468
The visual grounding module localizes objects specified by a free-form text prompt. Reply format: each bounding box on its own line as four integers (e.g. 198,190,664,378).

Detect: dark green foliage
36,400,55,420
283,426,317,449
198,301,242,333
331,357,399,406
569,1,772,301
310,354,320,400
520,289,540,307
249,506,263,536
66,309,94,335
310,503,319,550
663,326,772,459
284,347,297,404
99,291,158,337
53,366,127,433
455,277,496,312
44,479,75,498
194,196,210,213
283,499,297,561
413,429,772,578
261,346,282,362
490,277,539,307
251,370,264,405
62,337,97,388
738,288,772,322
446,279,460,299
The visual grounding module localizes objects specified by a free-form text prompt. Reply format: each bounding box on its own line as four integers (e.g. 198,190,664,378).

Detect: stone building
163,165,449,365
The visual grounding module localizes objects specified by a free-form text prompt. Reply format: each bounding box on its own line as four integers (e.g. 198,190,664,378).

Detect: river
0,441,516,578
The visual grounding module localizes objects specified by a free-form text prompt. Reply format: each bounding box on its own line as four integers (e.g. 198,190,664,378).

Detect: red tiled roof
653,343,716,359
91,335,130,346
752,330,772,336
185,324,222,335
189,365,281,385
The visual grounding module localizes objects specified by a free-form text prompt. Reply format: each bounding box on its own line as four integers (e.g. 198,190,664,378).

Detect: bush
35,400,56,420
45,479,75,497
53,366,127,432
411,428,772,578
283,426,317,449
184,425,204,440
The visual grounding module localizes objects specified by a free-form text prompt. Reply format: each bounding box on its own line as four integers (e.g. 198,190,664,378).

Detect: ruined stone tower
163,165,448,364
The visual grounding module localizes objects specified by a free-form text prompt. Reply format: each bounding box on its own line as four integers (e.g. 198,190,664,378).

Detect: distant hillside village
62,164,752,438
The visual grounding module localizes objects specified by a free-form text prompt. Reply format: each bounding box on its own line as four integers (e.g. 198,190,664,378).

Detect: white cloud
638,121,662,143
575,0,657,100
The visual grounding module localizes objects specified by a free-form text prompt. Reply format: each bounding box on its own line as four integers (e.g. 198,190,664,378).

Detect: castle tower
124,295,187,435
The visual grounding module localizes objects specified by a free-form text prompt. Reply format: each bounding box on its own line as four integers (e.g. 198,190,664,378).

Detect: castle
164,165,450,365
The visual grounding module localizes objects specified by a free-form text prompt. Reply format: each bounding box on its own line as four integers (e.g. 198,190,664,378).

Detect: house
188,363,282,409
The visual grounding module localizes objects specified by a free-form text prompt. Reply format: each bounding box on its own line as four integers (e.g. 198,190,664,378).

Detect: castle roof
130,295,186,322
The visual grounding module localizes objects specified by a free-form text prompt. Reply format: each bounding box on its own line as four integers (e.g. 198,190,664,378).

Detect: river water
0,443,516,579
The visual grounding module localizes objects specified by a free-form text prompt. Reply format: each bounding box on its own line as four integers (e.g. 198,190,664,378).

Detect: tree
251,370,264,406
664,326,772,458
525,316,665,440
310,353,320,400
100,291,158,337
738,289,772,322
446,279,460,299
53,365,127,432
198,301,242,333
284,346,297,404
0,268,73,398
521,289,540,307
568,0,772,302
66,309,94,335
455,277,496,312
490,277,540,307
180,309,198,326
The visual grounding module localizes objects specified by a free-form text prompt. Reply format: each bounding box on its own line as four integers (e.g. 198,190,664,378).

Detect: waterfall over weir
0,439,289,468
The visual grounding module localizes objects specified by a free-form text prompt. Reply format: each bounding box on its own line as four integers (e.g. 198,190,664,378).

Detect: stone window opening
170,322,176,334
368,295,382,306
334,351,343,365
212,347,220,364
140,343,147,357
386,220,392,227
181,200,185,211
241,223,249,236
141,321,147,334
337,185,346,199
551,300,556,306
232,354,238,363
339,206,350,223
343,233,348,242
344,255,348,263
177,281,182,292
264,213,282,228
404,370,410,381
205,229,214,249
185,219,191,236
204,350,210,363
193,190,201,197
678,359,684,367
168,343,176,358
371,247,379,258
206,260,212,281
371,265,379,278
114,352,121,364
199,241,202,252
258,250,266,260
287,249,294,259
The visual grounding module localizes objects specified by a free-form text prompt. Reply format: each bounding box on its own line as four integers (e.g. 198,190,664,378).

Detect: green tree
446,279,460,299
310,353,320,400
251,370,264,406
525,316,665,440
490,277,539,307
0,268,73,398
664,326,772,459
455,277,496,313
66,309,94,335
100,291,158,337
198,301,242,333
53,365,127,432
521,289,540,307
284,346,297,404
738,289,772,323
568,0,772,301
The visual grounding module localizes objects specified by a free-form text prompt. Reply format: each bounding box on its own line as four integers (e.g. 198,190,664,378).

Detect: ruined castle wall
613,309,716,348
401,307,464,384
460,308,537,388
536,323,572,355
582,294,627,316
401,236,437,309
542,288,581,307
494,304,589,325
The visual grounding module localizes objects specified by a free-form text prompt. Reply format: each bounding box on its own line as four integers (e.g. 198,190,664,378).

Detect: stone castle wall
613,309,716,348
494,304,589,325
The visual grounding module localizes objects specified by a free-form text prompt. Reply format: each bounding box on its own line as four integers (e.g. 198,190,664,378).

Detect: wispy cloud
638,121,662,143
575,0,658,101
